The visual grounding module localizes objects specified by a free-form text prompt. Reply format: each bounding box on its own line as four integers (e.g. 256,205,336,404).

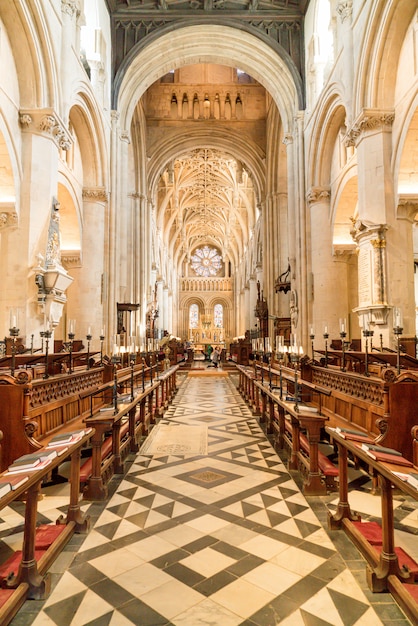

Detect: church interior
0,0,417,624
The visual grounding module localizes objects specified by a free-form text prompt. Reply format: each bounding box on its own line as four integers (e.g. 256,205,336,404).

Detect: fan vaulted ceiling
157,148,257,269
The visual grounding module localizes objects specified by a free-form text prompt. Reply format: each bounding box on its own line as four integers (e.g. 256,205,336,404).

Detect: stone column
61,0,78,124
67,187,107,352
10,110,72,345
106,111,121,343
336,1,354,122
307,186,350,345
347,110,414,344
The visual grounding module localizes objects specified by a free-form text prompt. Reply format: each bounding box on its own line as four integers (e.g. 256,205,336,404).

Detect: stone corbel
397,195,418,222
344,109,394,147
82,187,108,203
0,202,18,230
306,186,330,206
19,108,73,151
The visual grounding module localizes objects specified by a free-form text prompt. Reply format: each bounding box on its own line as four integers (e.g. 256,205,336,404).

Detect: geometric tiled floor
6,373,414,625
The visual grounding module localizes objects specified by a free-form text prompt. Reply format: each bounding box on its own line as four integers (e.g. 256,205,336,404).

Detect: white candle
324,325,328,334
87,326,91,336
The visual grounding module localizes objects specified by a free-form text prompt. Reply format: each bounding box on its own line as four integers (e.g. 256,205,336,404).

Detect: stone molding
82,187,108,202
61,251,82,268
0,210,18,231
397,195,418,222
344,109,395,147
61,0,78,17
306,186,330,205
337,1,353,23
19,109,73,151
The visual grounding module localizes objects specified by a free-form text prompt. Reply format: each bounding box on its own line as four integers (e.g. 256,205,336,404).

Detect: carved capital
306,186,330,206
61,251,82,269
120,131,131,144
345,109,394,146
0,203,18,230
19,108,73,151
350,219,388,244
61,0,78,17
282,133,293,145
337,1,353,22
397,195,418,222
82,187,108,202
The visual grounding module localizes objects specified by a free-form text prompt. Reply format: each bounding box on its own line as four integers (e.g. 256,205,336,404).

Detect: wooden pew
0,431,92,625
326,426,418,623
301,363,418,462
237,365,339,494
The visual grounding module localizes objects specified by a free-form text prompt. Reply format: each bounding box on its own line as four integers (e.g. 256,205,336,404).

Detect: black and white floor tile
3,373,416,625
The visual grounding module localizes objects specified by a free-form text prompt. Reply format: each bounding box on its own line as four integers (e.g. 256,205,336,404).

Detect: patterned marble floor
3,373,416,625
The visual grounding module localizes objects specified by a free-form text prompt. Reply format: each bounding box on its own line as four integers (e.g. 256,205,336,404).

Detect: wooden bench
327,426,418,624
283,417,339,490
0,431,92,626
237,366,338,494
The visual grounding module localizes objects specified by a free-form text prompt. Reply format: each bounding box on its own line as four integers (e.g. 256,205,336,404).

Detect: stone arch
306,92,347,187
117,24,301,135
0,4,58,109
0,115,21,222
69,91,108,189
355,0,417,111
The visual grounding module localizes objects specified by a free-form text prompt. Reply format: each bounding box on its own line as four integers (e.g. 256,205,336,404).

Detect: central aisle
29,374,393,625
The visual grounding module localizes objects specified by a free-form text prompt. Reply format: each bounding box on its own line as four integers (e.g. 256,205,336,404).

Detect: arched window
214,304,223,328
189,304,199,329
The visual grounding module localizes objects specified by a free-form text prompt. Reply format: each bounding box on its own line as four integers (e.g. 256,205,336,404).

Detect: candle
87,326,92,336
324,325,328,334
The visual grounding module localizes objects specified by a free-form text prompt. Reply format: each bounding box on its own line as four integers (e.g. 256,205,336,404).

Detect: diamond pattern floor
4,374,414,625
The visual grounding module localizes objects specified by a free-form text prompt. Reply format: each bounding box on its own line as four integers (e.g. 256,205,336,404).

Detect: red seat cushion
352,521,383,545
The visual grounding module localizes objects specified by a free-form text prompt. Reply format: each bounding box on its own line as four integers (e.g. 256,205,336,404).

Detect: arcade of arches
0,1,416,357
0,2,418,625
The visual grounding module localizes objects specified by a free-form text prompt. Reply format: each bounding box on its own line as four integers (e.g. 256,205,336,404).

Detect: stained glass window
189,304,199,328
191,246,222,277
214,304,223,328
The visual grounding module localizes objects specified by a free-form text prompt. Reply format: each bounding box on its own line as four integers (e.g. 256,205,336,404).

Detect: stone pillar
336,1,354,122
9,110,72,345
61,0,78,124
347,110,414,344
307,186,350,345
106,111,121,343
68,187,107,352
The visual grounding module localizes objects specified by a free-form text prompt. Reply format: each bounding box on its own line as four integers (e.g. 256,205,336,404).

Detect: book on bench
0,474,29,496
406,472,418,490
7,449,58,472
46,428,92,447
361,443,402,456
334,427,374,444
364,449,413,467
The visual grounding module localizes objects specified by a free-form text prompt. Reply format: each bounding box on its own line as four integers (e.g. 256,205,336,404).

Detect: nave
6,373,414,626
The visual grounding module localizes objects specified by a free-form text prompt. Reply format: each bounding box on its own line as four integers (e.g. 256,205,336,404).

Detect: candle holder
309,332,315,361
340,331,347,371
68,331,75,374
30,334,34,354
323,331,329,368
9,326,19,377
130,352,136,401
289,346,302,412
111,352,121,414
393,324,403,374
141,357,145,392
362,327,374,377
86,333,92,370
43,328,52,379
99,334,105,364
40,330,45,353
